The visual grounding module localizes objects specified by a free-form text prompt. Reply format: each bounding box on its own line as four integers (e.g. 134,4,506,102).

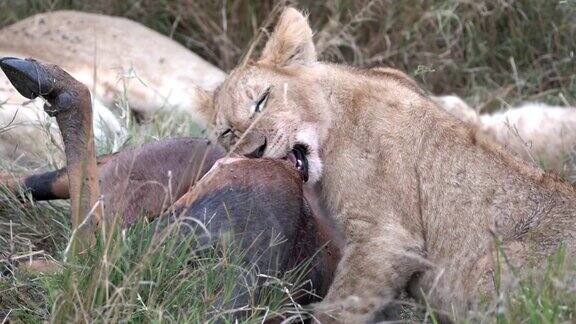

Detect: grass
0,202,315,322
503,248,576,323
1,0,576,323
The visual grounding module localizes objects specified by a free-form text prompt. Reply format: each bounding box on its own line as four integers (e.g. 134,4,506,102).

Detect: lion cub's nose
245,140,267,158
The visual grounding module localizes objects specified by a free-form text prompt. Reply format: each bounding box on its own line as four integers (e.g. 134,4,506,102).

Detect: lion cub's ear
259,7,316,67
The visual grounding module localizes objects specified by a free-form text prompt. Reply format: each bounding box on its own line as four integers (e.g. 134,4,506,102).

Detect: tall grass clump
55,220,313,322
502,247,576,323
457,244,576,323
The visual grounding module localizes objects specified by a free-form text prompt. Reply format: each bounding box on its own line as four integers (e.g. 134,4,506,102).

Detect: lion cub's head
197,8,330,184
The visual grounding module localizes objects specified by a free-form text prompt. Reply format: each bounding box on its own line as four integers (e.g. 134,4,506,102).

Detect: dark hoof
0,57,55,100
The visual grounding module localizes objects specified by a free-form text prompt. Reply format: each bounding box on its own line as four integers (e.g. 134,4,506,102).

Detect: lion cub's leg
315,223,427,323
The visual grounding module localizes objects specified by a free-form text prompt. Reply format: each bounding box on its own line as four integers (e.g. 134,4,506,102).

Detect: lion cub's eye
219,128,232,139
251,87,271,115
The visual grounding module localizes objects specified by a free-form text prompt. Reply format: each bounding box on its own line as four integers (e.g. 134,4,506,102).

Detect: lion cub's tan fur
198,8,576,322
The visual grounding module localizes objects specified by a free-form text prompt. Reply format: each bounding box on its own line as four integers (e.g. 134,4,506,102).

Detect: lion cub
196,7,576,322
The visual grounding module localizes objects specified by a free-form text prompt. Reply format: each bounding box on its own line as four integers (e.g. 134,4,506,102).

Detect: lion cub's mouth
284,144,309,182
245,140,309,182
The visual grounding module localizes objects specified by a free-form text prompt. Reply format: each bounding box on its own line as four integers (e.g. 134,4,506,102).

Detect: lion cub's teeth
296,159,303,170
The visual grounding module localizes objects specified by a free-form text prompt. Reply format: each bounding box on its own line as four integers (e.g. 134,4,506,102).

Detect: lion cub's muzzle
243,141,309,182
